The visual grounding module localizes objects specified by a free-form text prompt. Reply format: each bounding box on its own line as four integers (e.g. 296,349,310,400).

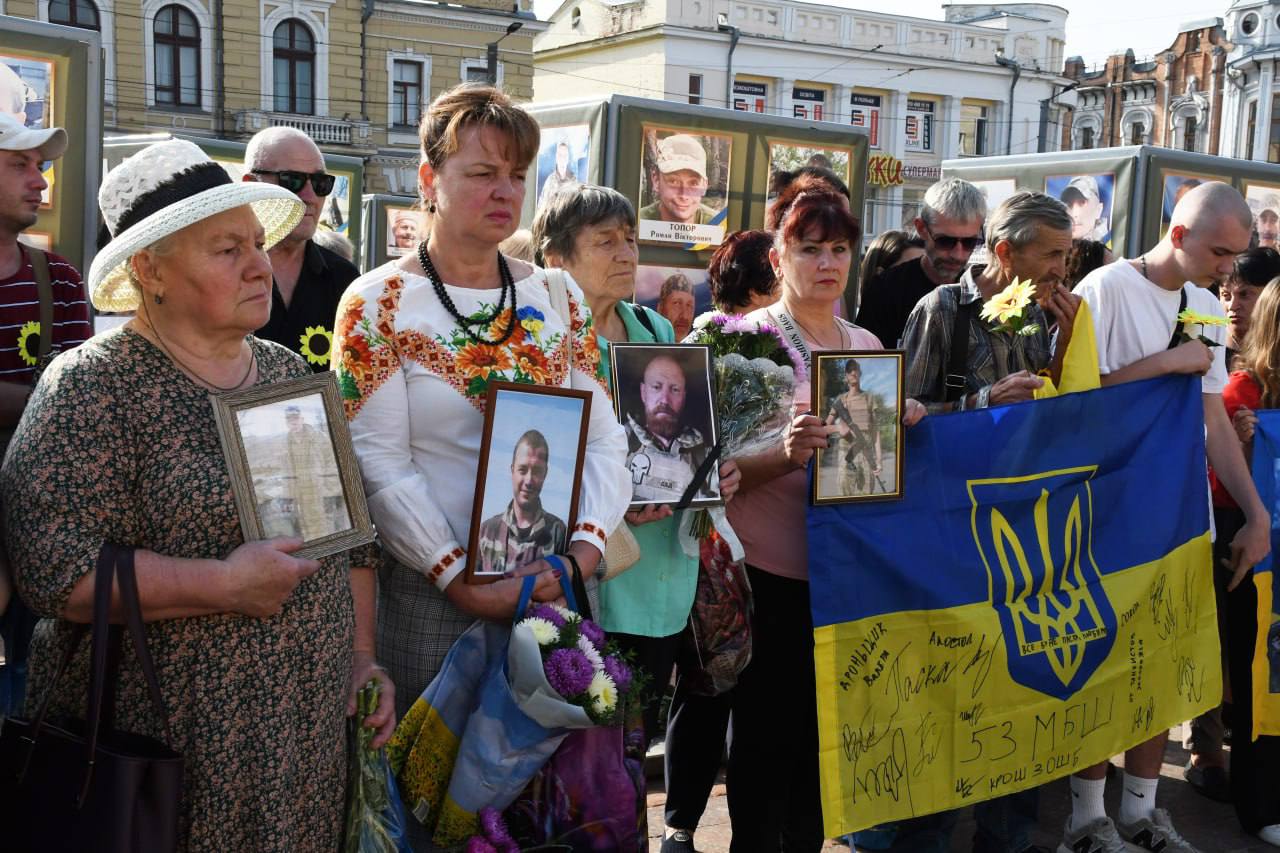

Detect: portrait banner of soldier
1046,172,1114,247
811,351,904,504
466,382,592,582
1245,182,1280,250
1159,170,1226,240
766,142,852,201
211,373,374,560
386,205,422,257
608,342,722,509
634,265,713,343
637,126,731,247
535,124,590,212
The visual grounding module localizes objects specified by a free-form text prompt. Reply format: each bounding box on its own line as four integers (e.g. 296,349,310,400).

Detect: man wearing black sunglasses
857,177,986,348
243,126,357,372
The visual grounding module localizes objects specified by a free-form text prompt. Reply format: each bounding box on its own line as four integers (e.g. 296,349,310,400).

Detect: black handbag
0,544,184,852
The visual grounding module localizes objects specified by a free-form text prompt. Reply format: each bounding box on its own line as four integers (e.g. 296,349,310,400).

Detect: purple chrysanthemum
578,618,606,651
545,647,595,696
528,604,566,628
479,807,512,844
466,838,498,853
603,655,633,692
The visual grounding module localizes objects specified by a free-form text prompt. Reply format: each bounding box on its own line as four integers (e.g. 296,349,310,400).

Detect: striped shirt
0,246,91,383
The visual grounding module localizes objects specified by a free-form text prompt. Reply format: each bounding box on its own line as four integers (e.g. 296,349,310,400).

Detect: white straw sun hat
89,139,303,313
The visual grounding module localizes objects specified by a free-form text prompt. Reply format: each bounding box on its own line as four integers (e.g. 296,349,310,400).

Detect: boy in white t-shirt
1059,183,1270,853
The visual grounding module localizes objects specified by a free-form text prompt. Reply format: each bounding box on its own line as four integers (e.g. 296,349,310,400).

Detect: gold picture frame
811,350,905,505
210,373,374,559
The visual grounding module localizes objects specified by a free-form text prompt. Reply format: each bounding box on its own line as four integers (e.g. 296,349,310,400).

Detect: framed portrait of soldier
1245,181,1280,250
466,382,592,583
637,125,731,247
211,373,374,559
608,343,722,509
811,351,904,505
1046,172,1114,247
386,205,422,257
766,141,852,201
1159,170,1223,240
535,124,589,212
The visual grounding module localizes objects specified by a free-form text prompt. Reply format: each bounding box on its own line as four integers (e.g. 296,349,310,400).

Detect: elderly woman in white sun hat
0,139,394,850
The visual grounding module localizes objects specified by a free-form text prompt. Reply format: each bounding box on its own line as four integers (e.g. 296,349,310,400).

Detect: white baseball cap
655,134,708,180
0,111,66,161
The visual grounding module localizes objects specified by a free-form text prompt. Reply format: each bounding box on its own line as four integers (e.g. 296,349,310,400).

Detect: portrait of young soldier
475,429,567,574
824,359,885,497
639,134,721,226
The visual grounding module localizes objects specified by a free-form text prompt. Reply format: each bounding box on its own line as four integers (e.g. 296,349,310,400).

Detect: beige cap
655,134,708,180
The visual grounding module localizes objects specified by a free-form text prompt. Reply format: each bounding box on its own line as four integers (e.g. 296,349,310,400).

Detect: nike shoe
1118,809,1200,853
1056,816,1137,853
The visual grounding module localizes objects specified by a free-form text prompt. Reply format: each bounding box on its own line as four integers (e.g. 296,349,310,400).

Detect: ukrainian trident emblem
968,467,1116,700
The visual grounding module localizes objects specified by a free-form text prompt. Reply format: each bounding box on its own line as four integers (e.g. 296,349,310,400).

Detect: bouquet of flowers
514,604,643,727
342,680,410,853
1176,307,1228,347
684,312,807,539
979,277,1041,337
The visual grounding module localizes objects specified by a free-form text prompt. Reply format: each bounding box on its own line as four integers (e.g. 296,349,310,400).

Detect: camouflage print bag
679,531,753,697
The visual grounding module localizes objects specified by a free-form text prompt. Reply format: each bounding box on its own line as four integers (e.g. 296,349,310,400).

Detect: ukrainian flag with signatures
808,375,1220,836
1248,411,1280,738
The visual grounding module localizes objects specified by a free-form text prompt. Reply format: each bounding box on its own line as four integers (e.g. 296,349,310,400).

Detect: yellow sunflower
299,325,334,366
16,320,40,367
979,277,1035,325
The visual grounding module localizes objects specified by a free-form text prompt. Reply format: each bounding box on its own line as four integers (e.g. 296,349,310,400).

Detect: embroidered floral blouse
333,263,630,583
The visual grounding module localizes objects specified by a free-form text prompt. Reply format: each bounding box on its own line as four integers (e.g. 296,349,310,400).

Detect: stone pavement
644,726,1276,852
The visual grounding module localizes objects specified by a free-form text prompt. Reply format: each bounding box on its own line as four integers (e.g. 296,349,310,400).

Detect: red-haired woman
725,191,925,849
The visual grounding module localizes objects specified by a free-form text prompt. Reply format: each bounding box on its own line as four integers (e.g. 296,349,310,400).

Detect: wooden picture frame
466,381,592,584
210,373,374,560
608,342,722,510
811,350,905,505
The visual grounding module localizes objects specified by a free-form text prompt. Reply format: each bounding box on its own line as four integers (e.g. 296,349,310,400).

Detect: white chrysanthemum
577,634,604,669
552,604,581,624
588,670,618,714
523,617,560,646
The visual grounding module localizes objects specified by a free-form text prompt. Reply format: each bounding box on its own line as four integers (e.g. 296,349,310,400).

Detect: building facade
0,0,544,194
533,1,1072,240
1061,20,1229,155
1219,0,1280,161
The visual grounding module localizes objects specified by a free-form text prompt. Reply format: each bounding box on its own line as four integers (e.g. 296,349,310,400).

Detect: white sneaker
1259,824,1280,847
1057,816,1138,853
1117,808,1200,853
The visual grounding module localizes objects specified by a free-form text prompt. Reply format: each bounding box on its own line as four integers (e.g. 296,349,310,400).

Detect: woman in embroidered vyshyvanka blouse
332,85,630,738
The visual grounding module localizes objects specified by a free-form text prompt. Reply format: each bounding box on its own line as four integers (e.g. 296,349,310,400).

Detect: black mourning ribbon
674,439,724,511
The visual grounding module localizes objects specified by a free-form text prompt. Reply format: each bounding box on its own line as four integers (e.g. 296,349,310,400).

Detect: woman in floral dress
2,140,395,850
334,86,629,742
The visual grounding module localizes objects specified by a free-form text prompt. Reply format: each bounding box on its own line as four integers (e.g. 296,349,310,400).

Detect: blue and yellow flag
808,375,1220,836
1249,411,1280,738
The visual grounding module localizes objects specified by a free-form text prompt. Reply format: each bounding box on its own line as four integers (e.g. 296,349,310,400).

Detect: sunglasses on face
252,170,336,197
929,231,982,251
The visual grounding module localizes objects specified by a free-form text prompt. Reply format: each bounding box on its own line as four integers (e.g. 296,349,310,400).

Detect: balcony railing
234,110,372,147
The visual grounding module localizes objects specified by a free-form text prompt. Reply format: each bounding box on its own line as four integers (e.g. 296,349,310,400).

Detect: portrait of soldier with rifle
824,358,886,497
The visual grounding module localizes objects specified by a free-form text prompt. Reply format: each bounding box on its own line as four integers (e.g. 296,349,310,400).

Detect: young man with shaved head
1060,183,1271,853
243,126,358,371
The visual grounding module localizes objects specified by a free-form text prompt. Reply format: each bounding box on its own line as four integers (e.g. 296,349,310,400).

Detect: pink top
727,310,883,581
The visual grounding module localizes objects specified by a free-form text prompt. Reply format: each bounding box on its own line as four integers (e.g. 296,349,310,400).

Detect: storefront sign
903,164,942,181
733,80,768,113
867,153,904,188
793,86,827,121
850,93,882,149
905,98,936,152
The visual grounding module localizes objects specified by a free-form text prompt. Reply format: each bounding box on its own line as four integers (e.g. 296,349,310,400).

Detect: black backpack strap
28,246,53,359
938,291,978,403
1167,287,1188,350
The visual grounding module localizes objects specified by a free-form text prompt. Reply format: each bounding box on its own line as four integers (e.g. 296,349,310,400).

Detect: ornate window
1183,116,1197,152
273,19,314,115
48,0,99,29
1081,126,1094,149
391,59,423,128
154,5,200,107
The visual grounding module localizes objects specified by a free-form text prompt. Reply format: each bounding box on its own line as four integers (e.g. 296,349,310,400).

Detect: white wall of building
1221,0,1280,160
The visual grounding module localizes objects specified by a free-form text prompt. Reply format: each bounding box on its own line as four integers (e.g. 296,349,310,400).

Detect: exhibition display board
0,15,102,275
103,133,365,263
361,193,421,272
524,96,870,318
942,146,1280,259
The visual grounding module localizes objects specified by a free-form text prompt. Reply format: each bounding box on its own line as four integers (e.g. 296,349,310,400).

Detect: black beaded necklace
417,241,518,346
